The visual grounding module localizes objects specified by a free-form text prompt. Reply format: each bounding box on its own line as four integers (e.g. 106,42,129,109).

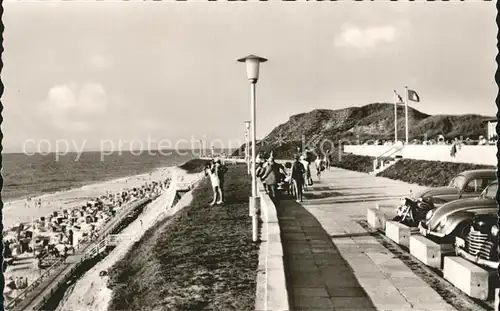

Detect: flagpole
405,86,409,144
394,91,398,143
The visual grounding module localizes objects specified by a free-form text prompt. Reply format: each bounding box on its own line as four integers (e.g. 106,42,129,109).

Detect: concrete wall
344,145,497,166
255,181,290,311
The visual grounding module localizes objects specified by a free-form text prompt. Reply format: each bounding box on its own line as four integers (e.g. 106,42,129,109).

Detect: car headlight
491,225,499,236
425,210,433,221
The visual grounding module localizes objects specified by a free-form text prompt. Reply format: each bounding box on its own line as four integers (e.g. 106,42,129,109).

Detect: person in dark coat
260,157,283,207
291,155,306,202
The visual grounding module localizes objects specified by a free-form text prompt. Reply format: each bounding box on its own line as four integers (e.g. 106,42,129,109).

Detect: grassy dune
179,158,211,174
378,159,495,187
331,153,495,187
107,163,259,311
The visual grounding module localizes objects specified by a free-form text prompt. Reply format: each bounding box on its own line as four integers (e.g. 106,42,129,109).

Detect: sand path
55,169,203,311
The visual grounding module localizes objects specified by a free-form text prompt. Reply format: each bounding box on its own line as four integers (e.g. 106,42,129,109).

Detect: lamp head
244,120,251,129
237,54,268,83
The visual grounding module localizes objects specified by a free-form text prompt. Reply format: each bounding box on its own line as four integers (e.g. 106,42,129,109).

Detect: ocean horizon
1,151,201,202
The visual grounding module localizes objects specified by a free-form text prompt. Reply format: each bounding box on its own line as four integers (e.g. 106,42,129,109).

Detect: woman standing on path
215,159,228,203
204,161,223,206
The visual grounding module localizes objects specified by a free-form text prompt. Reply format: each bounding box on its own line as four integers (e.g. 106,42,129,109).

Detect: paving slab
281,167,457,311
277,199,376,310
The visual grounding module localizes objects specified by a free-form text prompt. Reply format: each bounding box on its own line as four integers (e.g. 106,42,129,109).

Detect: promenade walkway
280,167,458,311
279,200,376,310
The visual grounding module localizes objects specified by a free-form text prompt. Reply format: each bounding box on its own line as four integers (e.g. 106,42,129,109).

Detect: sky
2,2,497,152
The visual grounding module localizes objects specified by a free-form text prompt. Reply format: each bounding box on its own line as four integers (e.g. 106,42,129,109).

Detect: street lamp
238,54,268,243
244,121,251,175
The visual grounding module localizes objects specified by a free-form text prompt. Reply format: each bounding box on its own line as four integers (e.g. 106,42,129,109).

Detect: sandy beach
3,165,178,303
54,168,201,311
3,166,174,231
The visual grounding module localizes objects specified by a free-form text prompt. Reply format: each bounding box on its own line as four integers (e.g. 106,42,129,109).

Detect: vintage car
455,214,499,269
394,169,496,225
418,180,498,243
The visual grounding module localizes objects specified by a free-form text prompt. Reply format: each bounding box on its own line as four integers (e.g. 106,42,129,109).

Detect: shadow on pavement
301,195,402,206
329,232,375,239
277,198,377,310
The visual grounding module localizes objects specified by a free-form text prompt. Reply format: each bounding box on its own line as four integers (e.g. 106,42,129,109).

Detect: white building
484,118,497,139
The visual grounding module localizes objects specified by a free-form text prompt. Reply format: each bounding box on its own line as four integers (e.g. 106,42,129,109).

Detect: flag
408,89,420,102
394,90,404,103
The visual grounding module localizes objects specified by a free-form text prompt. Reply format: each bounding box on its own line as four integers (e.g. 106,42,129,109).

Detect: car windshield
481,183,498,199
448,175,465,190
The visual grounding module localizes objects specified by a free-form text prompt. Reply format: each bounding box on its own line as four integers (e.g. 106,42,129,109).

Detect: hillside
232,103,493,158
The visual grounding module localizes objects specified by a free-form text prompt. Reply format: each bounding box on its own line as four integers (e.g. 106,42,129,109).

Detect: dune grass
107,164,259,311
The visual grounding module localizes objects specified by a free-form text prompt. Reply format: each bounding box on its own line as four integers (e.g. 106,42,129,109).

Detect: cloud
39,83,108,132
335,25,397,49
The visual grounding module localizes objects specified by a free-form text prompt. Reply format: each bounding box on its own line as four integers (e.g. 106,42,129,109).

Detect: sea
1,151,196,202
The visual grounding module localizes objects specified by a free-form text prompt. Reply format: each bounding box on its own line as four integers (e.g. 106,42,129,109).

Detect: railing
373,144,404,171
5,197,153,310
5,255,64,309
175,174,204,191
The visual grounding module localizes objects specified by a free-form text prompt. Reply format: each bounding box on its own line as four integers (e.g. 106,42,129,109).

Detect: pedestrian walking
260,157,282,207
315,157,324,180
291,155,306,202
324,151,331,170
256,161,268,193
300,155,312,189
215,159,228,203
450,142,457,157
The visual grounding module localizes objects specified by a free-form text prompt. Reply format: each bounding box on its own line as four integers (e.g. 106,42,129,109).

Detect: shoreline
3,166,170,205
2,160,195,231
2,160,199,307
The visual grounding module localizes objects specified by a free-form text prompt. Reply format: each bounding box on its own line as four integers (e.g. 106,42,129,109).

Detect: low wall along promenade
255,181,290,311
344,145,497,166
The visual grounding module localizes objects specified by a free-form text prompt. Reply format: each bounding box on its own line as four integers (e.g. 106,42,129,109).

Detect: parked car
418,180,498,243
455,214,499,269
394,169,496,225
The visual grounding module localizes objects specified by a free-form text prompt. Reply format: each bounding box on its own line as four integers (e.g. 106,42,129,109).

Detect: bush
377,159,495,187
329,153,392,173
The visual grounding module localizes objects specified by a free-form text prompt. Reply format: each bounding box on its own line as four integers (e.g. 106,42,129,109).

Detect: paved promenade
280,167,457,311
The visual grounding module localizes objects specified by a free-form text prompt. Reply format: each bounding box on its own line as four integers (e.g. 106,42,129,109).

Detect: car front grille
465,228,496,260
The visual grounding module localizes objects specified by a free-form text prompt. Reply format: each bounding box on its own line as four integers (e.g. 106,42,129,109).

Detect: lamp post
244,121,251,175
238,54,268,243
